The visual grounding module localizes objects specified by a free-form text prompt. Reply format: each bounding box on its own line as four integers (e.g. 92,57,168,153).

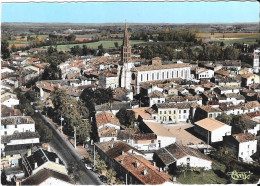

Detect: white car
85,163,92,170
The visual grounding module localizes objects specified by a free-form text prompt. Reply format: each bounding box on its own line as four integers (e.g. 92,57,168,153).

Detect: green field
211,35,260,45
8,40,30,44
42,40,146,51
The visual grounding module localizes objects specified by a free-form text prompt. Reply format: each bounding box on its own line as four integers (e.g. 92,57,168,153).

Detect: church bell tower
118,23,134,91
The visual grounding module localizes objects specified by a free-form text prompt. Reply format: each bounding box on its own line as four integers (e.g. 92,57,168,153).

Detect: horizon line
2,21,259,25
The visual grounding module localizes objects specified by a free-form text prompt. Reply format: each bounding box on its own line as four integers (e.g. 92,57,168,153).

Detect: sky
1,1,259,24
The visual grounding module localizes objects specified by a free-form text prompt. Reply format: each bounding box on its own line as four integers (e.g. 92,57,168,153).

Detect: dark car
99,175,108,183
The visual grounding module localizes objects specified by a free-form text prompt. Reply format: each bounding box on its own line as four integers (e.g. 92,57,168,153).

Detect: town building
194,118,232,143
223,133,257,163
153,143,212,171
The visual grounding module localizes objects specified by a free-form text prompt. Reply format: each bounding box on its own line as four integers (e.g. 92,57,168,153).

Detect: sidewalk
45,116,90,159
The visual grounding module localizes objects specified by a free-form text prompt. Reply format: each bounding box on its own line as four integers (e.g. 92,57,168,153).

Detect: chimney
122,151,125,155
16,180,20,186
153,162,156,167
111,143,114,148
119,160,123,164
159,167,162,172
55,158,59,164
136,162,140,168
34,162,38,169
172,176,177,182
47,145,51,152
143,169,148,175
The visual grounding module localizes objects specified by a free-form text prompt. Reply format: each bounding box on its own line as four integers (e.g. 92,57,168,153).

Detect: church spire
121,22,131,63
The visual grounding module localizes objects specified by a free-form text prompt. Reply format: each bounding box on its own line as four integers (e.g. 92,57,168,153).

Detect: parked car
81,158,93,170
99,175,108,183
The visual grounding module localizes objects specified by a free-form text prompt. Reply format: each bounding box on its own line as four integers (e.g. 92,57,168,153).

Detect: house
223,133,257,163
140,121,176,148
95,111,120,142
214,86,240,95
156,102,198,124
117,130,158,151
148,90,165,107
95,141,172,185
20,169,74,186
1,116,40,168
194,105,222,121
1,116,36,136
194,118,232,143
193,67,214,80
153,143,212,172
1,105,22,117
241,73,260,87
22,148,67,176
1,95,20,108
99,72,119,89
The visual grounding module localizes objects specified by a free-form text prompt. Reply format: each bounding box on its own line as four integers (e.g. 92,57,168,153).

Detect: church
118,25,192,95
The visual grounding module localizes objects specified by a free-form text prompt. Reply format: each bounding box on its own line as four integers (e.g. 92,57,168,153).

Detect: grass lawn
211,34,260,45
42,40,146,51
177,160,229,184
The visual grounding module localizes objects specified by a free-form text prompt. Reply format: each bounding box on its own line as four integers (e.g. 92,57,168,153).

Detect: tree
106,168,117,184
95,152,107,174
216,113,232,125
116,108,136,127
42,65,62,80
114,42,119,48
97,44,105,56
1,40,10,59
231,115,248,134
1,171,8,185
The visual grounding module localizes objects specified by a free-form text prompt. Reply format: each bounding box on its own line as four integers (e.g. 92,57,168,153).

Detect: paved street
34,107,102,185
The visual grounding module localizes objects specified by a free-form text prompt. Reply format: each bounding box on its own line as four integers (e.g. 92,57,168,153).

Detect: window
248,145,250,148
241,152,243,155
209,114,213,118
158,100,161,103
157,73,159,79
184,110,186,113
164,111,166,114
169,111,171,114
4,125,7,129
162,72,164,79
167,72,169,78
174,110,176,114
15,125,17,128
179,115,181,119
252,150,254,154
141,74,143,81
152,73,154,80
147,74,149,81
151,140,154,143
4,131,7,135
160,111,162,114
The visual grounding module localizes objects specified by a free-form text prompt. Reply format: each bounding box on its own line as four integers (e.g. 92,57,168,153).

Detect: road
34,106,102,185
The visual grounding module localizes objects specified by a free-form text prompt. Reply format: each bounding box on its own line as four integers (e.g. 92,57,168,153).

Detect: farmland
41,40,146,51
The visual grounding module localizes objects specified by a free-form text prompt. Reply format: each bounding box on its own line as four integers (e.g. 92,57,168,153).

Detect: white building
154,143,212,171
95,111,120,142
118,26,191,95
194,118,232,143
224,133,257,163
1,116,36,136
99,73,119,89
194,67,214,79
148,90,165,107
1,96,20,108
143,121,176,148
253,48,260,73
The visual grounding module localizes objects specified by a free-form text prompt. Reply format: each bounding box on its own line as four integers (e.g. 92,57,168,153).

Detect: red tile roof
95,111,120,128
233,133,255,143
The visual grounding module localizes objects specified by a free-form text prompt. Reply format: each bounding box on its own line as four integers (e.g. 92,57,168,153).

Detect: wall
238,140,257,162
1,123,35,136
176,155,212,170
211,125,232,143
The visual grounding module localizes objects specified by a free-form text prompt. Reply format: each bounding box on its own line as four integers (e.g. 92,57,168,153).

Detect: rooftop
154,143,211,166
136,63,190,71
144,122,176,138
95,111,120,128
21,168,74,185
233,133,255,143
1,131,40,144
1,116,35,125
195,118,228,131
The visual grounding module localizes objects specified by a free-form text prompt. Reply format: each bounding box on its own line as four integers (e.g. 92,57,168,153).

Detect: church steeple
121,23,131,63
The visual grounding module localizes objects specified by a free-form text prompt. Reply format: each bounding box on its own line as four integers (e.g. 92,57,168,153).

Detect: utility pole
74,126,77,149
94,144,96,167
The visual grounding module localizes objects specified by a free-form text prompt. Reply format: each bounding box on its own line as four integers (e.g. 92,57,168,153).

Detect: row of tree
50,89,91,146
140,43,240,61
